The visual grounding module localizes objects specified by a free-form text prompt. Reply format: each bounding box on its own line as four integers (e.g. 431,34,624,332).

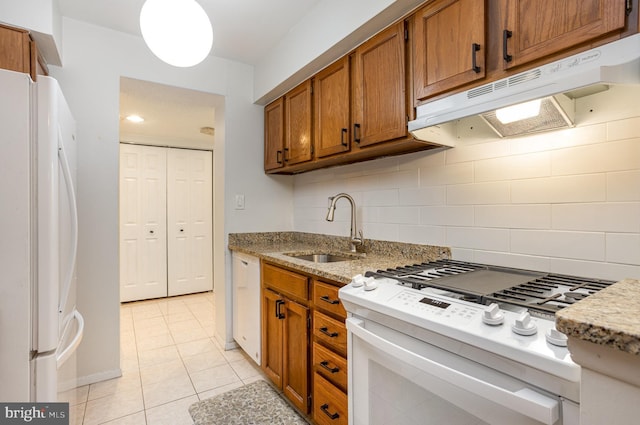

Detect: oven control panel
390,290,479,325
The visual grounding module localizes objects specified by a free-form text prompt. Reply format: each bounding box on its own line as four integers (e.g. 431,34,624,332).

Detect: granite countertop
228,231,450,284
556,278,640,356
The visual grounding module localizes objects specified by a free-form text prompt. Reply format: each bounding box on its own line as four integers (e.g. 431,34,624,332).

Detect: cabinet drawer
313,310,347,357
312,280,346,319
262,263,308,301
313,342,347,392
313,373,348,425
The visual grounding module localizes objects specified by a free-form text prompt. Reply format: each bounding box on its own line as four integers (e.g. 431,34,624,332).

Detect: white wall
293,88,640,282
49,17,292,384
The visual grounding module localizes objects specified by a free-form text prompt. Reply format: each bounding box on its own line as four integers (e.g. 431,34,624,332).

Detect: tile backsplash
292,112,640,281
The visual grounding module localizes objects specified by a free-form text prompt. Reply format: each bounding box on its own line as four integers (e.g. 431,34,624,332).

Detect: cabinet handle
275,300,285,319
319,327,338,338
320,404,340,420
320,295,340,305
471,43,481,73
276,150,283,164
340,128,348,147
319,360,340,374
354,123,361,144
503,30,513,62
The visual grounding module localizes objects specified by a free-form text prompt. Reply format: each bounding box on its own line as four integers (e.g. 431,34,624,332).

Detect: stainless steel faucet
326,193,364,252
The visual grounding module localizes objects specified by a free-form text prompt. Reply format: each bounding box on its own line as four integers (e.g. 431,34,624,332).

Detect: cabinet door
413,0,486,102
353,22,407,147
503,0,627,69
285,80,313,165
283,298,310,413
262,289,284,388
314,57,351,158
119,144,167,302
167,148,213,296
264,97,284,171
0,25,31,75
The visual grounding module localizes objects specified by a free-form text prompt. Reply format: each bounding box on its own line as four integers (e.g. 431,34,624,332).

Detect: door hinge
308,394,312,409
404,22,409,41
626,0,632,15
307,315,311,329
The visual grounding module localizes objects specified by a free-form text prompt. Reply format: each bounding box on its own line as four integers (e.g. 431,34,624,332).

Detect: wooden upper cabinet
285,80,313,165
502,0,627,69
264,97,285,171
352,22,407,148
0,24,42,81
413,0,486,102
314,57,351,158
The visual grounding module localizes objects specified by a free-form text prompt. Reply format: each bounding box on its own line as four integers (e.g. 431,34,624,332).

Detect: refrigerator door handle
56,309,84,369
57,127,78,316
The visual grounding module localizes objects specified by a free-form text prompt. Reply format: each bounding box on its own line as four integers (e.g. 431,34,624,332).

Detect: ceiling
57,0,322,66
57,1,323,148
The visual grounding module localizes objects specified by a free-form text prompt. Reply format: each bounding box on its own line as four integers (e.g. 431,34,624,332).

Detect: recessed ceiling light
126,115,145,123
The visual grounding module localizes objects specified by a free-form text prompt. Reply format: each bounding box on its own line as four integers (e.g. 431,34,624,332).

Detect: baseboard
214,332,238,351
75,368,122,388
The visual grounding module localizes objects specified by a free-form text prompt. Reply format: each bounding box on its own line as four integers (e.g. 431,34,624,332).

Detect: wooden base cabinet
261,264,310,414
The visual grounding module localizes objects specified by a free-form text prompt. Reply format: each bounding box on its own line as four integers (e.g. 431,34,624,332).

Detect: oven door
347,317,566,425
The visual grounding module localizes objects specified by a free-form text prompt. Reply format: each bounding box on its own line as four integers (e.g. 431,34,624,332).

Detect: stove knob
363,277,378,291
351,274,365,288
512,312,538,336
546,328,568,347
482,303,505,326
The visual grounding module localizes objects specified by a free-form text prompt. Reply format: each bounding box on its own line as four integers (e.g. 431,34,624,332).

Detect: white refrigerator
0,68,84,402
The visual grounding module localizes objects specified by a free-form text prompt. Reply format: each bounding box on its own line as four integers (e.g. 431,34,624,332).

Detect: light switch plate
235,194,245,210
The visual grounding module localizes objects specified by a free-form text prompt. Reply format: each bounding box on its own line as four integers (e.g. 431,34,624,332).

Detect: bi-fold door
119,144,213,302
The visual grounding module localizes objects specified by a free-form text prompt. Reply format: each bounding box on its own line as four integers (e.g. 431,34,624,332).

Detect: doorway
118,77,221,302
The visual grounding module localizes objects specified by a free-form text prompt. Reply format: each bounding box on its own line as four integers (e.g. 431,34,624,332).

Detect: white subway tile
398,187,446,206
447,182,511,205
510,124,607,155
511,230,605,261
419,162,474,186
377,206,421,225
446,227,510,251
548,258,640,281
375,169,420,190
445,140,509,163
552,203,640,232
398,225,446,246
475,205,551,229
451,248,474,262
474,151,550,182
421,206,474,226
362,189,399,207
398,149,446,170
364,223,399,242
606,233,640,265
511,174,606,203
607,170,640,201
607,116,640,141
472,251,551,272
551,139,640,176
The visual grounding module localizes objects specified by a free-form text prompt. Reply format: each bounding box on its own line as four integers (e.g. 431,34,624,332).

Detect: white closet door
167,148,213,296
119,144,167,302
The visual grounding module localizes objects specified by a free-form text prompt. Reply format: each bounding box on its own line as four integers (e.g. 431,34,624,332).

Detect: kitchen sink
284,252,359,263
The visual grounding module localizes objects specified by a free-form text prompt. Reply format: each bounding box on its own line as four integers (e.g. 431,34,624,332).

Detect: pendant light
140,0,213,67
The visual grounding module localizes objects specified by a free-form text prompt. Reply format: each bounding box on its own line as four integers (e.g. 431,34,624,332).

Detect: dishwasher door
232,252,261,365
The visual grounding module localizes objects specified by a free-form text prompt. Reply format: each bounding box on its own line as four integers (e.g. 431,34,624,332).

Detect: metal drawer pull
276,150,283,164
320,361,340,373
472,43,481,73
354,123,361,143
275,299,285,319
320,404,340,420
503,29,513,62
320,295,339,305
340,128,348,147
319,327,339,338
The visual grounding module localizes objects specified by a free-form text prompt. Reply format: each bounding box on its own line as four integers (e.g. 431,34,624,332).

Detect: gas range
339,259,615,392
362,259,614,318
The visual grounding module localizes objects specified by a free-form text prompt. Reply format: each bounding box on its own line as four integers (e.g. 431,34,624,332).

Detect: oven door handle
346,318,559,425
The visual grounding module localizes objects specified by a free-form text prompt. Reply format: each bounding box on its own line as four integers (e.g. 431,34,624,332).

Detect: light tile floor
63,292,264,424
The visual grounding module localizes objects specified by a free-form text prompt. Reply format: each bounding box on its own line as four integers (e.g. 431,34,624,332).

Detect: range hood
409,33,640,144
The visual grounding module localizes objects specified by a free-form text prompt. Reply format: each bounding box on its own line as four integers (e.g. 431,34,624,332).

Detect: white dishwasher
232,252,261,365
